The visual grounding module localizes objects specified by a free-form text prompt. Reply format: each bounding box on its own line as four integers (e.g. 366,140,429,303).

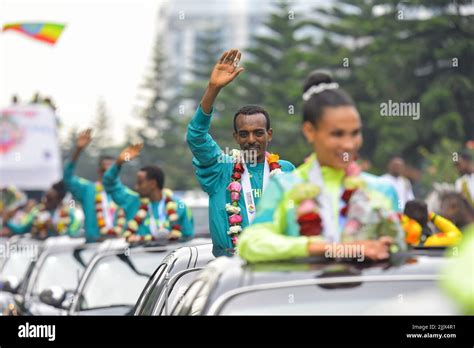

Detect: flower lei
293,162,365,237
95,182,126,236
123,189,182,242
31,204,70,236
226,150,282,248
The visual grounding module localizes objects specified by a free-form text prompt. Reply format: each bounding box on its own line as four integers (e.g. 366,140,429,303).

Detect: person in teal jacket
102,144,194,243
63,128,119,242
186,49,295,257
4,181,82,238
238,71,400,263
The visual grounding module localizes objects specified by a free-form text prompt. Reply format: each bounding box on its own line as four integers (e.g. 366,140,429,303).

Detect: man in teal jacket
103,144,194,242
4,181,82,238
186,49,295,256
63,129,118,242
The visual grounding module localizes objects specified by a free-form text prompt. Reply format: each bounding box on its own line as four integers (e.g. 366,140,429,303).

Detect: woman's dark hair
302,71,354,125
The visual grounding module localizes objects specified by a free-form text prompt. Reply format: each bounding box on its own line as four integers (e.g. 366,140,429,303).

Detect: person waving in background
238,71,403,263
3,181,82,239
103,144,194,243
186,48,295,257
63,129,123,242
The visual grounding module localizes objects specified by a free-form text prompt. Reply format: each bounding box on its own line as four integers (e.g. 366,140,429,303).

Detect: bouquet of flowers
341,189,407,252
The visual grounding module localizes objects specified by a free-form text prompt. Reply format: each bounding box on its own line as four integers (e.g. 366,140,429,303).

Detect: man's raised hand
76,128,92,150
117,143,143,165
208,49,244,89
200,49,245,114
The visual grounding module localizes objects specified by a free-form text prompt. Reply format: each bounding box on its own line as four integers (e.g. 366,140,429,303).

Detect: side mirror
39,286,66,308
2,276,20,294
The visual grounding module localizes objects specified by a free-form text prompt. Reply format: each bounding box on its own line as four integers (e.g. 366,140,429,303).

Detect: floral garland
226,151,282,248
293,162,366,237
31,203,70,236
123,189,182,242
95,182,126,236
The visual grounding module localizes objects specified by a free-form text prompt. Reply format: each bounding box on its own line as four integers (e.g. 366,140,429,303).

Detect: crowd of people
1,49,473,265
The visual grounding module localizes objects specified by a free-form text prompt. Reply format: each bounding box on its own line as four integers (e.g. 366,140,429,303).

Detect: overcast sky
0,0,162,145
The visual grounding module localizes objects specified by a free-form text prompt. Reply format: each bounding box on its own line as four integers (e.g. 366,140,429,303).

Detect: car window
79,252,162,311
0,250,36,283
214,280,459,315
33,248,95,295
158,268,203,315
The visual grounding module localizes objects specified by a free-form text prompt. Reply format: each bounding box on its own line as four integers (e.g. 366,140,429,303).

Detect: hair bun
303,70,333,92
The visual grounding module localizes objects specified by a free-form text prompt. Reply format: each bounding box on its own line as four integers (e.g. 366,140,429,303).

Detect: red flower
340,205,349,217
297,212,321,224
140,204,148,210
134,216,143,224
167,209,176,215
341,189,356,203
297,212,323,236
234,163,244,173
269,162,281,171
232,172,242,180
171,224,181,231
300,222,323,236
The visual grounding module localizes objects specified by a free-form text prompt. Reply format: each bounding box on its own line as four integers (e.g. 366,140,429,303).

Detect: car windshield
0,246,38,283
79,251,164,310
214,280,460,315
33,248,96,296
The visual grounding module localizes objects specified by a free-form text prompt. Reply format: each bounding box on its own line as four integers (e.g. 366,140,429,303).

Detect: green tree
134,32,169,167
89,97,113,157
134,32,198,190
309,0,473,173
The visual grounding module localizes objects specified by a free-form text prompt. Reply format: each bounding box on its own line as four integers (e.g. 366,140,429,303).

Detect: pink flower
228,181,242,192
232,236,239,245
344,219,361,235
229,214,243,225
345,161,362,177
297,199,317,216
230,192,240,202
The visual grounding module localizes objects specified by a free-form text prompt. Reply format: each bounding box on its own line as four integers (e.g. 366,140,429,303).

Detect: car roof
193,249,449,312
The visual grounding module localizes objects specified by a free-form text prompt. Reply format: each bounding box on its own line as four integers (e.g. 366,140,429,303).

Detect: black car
170,249,459,315
134,243,214,316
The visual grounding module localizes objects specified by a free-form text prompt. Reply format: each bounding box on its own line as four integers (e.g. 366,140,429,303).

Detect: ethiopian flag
2,22,66,45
